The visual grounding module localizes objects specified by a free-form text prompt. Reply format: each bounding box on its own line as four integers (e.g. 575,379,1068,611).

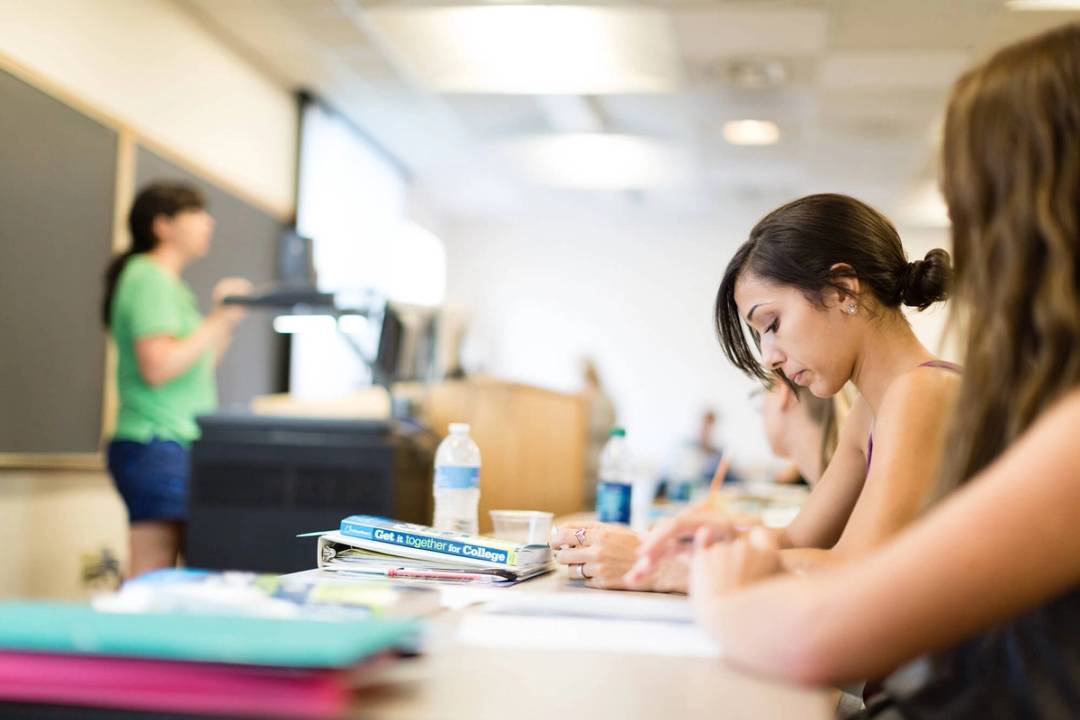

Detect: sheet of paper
484,590,695,623
456,613,721,658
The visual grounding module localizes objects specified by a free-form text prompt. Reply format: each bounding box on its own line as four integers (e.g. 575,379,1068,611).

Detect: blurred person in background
102,182,250,577
581,357,616,508
758,381,846,488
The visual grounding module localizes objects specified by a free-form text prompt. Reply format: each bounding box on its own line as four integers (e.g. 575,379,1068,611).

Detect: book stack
0,571,424,717
317,515,554,585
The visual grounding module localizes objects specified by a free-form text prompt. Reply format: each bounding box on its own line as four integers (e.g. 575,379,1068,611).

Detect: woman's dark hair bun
899,248,952,310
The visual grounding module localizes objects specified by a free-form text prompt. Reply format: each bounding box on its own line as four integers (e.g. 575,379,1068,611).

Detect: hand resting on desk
550,523,689,593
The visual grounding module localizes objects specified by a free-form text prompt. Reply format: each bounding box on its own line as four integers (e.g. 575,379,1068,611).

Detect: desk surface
355,572,834,720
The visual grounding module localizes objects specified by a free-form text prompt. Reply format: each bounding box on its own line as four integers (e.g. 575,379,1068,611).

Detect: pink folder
0,650,351,717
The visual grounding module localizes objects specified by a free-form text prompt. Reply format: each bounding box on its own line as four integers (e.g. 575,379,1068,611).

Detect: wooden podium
253,378,590,533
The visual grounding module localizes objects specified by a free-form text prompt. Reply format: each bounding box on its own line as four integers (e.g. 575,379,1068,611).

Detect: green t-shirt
110,255,216,445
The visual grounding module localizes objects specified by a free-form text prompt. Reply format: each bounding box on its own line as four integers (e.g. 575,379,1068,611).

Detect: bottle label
435,465,480,490
596,480,631,523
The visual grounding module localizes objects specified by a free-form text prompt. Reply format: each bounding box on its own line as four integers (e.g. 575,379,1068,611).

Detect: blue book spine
339,516,515,565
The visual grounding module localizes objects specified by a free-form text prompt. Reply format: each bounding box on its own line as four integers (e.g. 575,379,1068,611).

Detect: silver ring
574,527,587,546
570,564,585,580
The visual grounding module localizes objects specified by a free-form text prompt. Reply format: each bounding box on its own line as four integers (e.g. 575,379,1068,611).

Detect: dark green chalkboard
0,68,116,454
0,65,287,457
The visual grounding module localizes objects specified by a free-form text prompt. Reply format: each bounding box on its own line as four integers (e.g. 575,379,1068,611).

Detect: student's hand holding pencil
625,456,757,584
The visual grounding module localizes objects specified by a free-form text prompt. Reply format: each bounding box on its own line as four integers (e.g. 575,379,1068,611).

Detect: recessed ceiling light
1006,0,1080,9
722,120,780,146
366,7,682,94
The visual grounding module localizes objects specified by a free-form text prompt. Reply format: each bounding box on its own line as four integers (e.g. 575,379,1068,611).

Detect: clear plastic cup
489,510,555,545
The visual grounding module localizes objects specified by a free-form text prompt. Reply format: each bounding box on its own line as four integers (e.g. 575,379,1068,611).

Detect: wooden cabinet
422,379,588,533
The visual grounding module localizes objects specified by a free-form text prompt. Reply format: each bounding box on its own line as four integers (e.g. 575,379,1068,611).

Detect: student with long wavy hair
103,183,250,578
685,23,1080,716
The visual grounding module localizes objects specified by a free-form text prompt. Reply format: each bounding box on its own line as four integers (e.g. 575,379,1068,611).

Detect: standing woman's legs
128,521,183,577
108,438,191,578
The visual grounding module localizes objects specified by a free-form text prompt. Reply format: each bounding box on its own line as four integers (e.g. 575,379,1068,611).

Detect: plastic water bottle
433,423,481,535
596,427,632,524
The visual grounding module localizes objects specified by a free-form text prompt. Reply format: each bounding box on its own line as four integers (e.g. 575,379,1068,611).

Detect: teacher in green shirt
102,182,250,577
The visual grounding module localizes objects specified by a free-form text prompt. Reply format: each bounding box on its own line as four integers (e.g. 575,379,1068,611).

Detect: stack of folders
0,570,428,718
316,515,554,585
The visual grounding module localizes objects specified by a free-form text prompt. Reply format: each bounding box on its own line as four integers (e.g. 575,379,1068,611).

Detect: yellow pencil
707,455,732,508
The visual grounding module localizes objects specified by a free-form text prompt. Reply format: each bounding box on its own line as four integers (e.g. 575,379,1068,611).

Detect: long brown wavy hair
937,23,1080,492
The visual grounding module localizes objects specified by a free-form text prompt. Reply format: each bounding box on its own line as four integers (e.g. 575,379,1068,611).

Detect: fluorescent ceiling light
273,315,337,335
722,120,780,146
1006,0,1080,9
366,7,682,94
497,133,692,190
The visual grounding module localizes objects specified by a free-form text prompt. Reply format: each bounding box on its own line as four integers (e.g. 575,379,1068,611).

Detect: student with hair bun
624,193,961,583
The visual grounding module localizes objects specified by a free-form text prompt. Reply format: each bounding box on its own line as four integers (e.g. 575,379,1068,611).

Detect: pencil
707,455,732,508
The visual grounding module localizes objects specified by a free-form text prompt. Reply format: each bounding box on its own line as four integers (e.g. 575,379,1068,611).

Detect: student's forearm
213,328,234,366
140,313,234,385
778,547,842,573
697,395,1080,685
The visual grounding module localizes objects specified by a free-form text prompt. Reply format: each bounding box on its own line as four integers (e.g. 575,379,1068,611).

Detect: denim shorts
107,438,190,523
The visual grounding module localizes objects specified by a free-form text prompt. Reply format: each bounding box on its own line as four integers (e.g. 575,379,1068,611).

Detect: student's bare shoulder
882,363,961,412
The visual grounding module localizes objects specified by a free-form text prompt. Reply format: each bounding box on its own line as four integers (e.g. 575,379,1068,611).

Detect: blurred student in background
102,183,250,577
687,23,1080,717
551,383,844,590
629,193,960,581
581,358,617,508
758,381,844,488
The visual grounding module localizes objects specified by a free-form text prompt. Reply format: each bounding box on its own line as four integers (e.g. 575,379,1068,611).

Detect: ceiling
173,0,1080,223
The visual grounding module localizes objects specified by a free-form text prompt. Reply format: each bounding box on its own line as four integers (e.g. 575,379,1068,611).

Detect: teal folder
0,602,417,668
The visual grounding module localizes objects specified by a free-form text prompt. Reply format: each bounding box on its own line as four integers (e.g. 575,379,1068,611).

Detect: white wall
0,0,297,214
443,212,957,475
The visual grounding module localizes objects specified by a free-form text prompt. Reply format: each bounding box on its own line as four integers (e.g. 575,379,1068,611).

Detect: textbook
315,517,553,584
337,515,551,568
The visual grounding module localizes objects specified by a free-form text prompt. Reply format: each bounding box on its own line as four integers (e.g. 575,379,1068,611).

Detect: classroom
1,1,1079,718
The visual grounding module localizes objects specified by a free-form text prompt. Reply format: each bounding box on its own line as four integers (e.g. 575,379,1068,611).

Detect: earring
845,303,857,315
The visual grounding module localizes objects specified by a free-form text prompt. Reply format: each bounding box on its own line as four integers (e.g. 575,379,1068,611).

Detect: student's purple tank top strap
865,360,962,471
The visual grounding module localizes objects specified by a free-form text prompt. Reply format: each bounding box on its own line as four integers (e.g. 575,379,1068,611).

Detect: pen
386,568,503,582
335,567,505,583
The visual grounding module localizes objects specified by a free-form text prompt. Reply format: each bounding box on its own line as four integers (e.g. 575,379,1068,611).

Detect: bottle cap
609,427,626,438
449,422,471,434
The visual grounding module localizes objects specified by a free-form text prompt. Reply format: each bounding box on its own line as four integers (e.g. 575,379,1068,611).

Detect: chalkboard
0,68,116,455
134,147,287,410
0,64,288,458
